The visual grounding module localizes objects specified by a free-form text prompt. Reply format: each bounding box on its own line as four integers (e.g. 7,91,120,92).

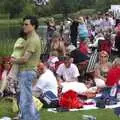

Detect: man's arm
11,51,32,64
56,75,64,83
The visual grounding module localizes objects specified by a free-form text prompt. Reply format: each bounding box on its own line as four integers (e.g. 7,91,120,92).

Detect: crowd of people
0,12,120,119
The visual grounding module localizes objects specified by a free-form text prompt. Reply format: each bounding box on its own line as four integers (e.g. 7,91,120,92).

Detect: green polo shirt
19,31,41,71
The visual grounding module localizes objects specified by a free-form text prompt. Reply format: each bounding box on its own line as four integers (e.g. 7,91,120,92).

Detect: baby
7,29,27,94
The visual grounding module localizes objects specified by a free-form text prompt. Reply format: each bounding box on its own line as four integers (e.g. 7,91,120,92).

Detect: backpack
59,90,83,109
95,87,117,107
40,91,58,108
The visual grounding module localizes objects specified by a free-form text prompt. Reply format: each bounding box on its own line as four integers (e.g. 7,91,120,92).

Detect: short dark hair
64,55,72,61
23,15,39,29
19,28,27,39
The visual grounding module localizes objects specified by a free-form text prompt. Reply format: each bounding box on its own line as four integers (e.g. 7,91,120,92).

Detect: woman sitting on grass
94,50,112,88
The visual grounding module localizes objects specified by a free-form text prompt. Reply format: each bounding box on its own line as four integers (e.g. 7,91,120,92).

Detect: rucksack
59,90,83,109
95,87,117,107
40,91,58,108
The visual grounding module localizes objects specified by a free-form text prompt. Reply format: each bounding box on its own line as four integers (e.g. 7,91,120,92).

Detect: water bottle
110,85,117,97
117,85,120,102
82,115,96,120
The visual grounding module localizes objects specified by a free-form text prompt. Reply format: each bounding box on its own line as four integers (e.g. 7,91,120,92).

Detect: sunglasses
101,55,108,58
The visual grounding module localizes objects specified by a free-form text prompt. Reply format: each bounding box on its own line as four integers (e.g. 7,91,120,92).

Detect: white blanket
47,101,120,113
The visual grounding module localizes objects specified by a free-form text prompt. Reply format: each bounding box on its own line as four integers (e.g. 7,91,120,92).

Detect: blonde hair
112,58,120,67
78,16,85,23
50,50,58,57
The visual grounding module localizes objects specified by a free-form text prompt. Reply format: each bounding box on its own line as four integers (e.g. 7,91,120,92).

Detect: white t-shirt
56,63,80,82
33,69,58,96
61,81,87,94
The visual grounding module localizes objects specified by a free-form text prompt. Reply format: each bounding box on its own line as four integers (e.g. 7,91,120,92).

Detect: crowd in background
1,11,120,119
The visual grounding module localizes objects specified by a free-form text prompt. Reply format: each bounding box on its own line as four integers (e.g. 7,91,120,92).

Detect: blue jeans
18,70,40,120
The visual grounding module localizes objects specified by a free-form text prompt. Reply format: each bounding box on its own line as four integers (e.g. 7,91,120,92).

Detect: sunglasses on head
101,55,108,58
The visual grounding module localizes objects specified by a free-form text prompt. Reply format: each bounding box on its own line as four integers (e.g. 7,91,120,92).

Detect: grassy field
0,100,119,120
41,109,119,120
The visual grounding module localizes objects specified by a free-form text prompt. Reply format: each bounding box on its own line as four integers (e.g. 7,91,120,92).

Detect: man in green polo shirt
11,16,41,120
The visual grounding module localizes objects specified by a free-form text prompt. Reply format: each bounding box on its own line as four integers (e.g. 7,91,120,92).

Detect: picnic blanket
47,93,120,113
47,101,120,113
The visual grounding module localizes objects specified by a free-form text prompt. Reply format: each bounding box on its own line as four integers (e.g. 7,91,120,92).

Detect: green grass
0,100,119,120
41,109,119,120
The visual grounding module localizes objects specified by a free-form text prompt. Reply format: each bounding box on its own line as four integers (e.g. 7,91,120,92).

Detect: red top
79,41,88,55
106,67,120,87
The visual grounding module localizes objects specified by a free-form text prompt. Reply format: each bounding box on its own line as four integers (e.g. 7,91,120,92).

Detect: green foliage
36,5,53,17
0,39,14,56
0,14,9,19
0,19,22,26
0,0,25,18
20,3,36,17
57,0,79,17
72,9,96,17
0,0,37,18
0,0,120,18
95,0,120,12
52,14,64,22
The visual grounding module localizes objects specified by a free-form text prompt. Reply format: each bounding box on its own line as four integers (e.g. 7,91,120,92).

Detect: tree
95,0,120,12
54,0,80,18
21,2,37,17
0,0,26,18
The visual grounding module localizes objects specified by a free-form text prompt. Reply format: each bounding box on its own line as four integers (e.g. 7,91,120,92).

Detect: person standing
46,18,56,54
11,16,41,120
70,18,79,47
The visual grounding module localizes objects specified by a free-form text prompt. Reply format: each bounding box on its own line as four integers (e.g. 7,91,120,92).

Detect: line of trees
0,0,120,18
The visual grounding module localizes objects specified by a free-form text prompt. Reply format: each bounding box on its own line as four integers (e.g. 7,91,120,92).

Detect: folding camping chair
83,49,98,83
86,49,98,73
